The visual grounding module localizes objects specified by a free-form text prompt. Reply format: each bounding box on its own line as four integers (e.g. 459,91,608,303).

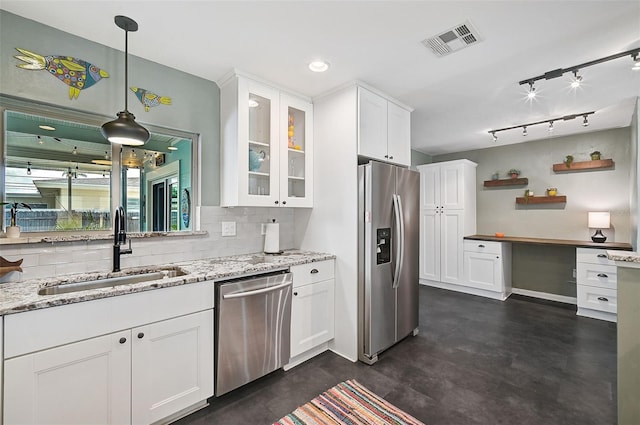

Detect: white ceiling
2,1,640,156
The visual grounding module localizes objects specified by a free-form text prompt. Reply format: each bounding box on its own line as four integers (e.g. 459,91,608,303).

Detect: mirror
2,102,197,235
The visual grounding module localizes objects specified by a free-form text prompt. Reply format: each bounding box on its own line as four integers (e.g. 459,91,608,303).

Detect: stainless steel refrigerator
358,161,419,365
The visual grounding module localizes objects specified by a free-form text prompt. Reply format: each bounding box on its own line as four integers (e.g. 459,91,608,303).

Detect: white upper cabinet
220,72,313,207
358,86,412,166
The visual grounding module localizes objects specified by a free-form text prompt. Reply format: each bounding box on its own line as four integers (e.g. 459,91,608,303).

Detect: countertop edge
465,234,633,250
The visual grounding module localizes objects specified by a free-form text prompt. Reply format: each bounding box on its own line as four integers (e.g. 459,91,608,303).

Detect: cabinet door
440,162,466,210
419,209,440,281
280,94,313,207
440,209,465,285
290,279,335,358
238,78,280,206
4,331,131,425
386,101,411,166
464,251,502,292
358,87,388,161
131,310,214,425
419,165,440,210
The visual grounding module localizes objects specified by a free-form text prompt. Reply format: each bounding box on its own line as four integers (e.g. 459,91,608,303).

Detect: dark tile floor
176,285,617,425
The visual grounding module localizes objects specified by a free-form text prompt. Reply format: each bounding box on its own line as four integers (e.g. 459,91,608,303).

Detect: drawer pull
597,273,608,278
293,292,298,296
119,337,127,344
597,296,609,302
310,269,319,274
478,244,485,248
137,332,144,339
597,254,607,258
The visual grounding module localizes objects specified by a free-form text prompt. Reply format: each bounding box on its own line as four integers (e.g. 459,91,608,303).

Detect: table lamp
588,212,610,243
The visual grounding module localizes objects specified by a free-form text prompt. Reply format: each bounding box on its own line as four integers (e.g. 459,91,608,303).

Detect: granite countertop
607,250,640,264
0,250,335,316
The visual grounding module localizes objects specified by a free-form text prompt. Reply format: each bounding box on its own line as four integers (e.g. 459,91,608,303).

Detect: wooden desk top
465,234,633,251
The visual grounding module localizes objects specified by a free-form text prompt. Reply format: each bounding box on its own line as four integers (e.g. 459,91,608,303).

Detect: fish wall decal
14,48,109,99
130,86,172,112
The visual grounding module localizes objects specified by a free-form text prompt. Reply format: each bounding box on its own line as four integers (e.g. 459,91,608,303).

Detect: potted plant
547,187,558,196
508,169,520,179
590,151,601,160
491,171,500,180
564,155,574,168
2,202,32,238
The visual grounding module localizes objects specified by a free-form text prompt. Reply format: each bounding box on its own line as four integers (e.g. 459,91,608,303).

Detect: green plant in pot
564,155,574,168
590,151,601,161
2,202,32,238
508,169,520,178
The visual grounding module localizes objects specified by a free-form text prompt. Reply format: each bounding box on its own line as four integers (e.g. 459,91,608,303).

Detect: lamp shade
101,111,149,146
588,212,610,229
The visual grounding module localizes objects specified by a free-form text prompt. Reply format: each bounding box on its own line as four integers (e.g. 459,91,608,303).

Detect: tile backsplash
1,206,294,283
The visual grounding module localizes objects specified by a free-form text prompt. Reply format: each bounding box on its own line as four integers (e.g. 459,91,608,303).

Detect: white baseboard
420,279,509,301
511,288,577,305
577,307,617,322
283,343,329,371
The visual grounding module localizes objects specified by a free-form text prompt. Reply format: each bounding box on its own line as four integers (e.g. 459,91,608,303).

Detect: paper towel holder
264,218,283,255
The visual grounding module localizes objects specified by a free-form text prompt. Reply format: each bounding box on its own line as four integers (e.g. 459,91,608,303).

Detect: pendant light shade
101,15,149,146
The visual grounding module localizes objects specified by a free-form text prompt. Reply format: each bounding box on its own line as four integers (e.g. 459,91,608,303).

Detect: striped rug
273,379,425,425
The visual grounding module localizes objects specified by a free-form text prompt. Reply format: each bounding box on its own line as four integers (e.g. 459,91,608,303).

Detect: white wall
1,206,294,282
632,98,639,250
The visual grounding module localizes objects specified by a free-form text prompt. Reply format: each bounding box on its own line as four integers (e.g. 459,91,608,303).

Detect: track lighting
526,82,536,99
72,146,77,155
633,54,640,71
519,47,640,91
27,161,32,175
570,70,582,88
37,135,43,144
53,137,61,142
488,111,595,141
101,16,149,146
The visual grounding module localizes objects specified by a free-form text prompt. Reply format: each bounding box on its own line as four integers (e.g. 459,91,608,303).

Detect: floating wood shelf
552,159,614,172
516,195,567,204
484,178,528,187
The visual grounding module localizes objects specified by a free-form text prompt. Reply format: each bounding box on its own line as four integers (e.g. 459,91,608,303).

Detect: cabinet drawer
576,248,617,266
577,264,617,289
291,260,335,288
577,285,617,314
463,240,501,255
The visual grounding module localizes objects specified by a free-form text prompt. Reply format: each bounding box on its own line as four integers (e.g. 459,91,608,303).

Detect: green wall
0,10,220,206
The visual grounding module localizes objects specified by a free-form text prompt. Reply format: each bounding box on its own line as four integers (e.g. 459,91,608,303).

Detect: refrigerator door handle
392,194,404,289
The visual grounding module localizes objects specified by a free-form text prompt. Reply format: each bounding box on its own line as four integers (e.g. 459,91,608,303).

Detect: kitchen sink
37,268,188,296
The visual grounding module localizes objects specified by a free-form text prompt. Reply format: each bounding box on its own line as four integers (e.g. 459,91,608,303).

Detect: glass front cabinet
220,73,313,207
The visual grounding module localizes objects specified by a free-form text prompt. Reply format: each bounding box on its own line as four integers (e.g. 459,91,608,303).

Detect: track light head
583,114,589,127
548,121,554,132
27,161,32,175
527,82,536,99
522,126,528,136
633,54,640,71
491,131,497,142
570,70,583,88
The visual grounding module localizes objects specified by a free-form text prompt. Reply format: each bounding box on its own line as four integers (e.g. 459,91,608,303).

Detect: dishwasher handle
222,281,291,299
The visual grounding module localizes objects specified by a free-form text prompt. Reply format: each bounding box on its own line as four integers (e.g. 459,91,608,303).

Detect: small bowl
495,232,505,238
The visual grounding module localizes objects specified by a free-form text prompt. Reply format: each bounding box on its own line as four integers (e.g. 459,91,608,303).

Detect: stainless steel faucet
113,206,132,272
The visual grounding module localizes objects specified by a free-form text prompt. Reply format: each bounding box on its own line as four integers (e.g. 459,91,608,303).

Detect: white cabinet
463,240,512,300
418,160,477,288
576,248,620,322
3,282,214,425
220,72,313,207
358,86,412,166
286,260,335,367
131,310,214,425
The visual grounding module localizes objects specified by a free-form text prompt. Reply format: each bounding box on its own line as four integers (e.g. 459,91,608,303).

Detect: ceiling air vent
422,20,482,58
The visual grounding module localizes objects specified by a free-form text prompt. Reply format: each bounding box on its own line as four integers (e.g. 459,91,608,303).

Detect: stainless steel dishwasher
215,269,292,396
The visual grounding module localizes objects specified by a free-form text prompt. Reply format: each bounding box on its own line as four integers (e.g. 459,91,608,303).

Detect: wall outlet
221,221,236,237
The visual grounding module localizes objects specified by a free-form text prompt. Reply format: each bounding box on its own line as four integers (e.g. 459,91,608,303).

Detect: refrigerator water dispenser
376,228,391,264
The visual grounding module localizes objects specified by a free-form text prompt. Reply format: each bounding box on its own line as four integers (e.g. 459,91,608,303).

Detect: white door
358,87,388,161
280,94,313,207
238,77,281,207
464,251,502,292
418,164,440,210
440,209,465,285
419,209,440,281
290,279,335,358
386,101,411,166
440,162,466,210
4,331,131,425
131,310,214,425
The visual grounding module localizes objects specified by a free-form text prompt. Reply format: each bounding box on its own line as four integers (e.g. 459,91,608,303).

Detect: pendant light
101,15,149,146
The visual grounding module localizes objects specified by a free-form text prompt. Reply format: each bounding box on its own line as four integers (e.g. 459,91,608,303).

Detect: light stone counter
0,250,335,316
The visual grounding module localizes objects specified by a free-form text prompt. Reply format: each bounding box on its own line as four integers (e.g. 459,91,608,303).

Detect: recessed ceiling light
167,146,178,151
248,99,259,108
39,125,56,131
308,60,330,73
